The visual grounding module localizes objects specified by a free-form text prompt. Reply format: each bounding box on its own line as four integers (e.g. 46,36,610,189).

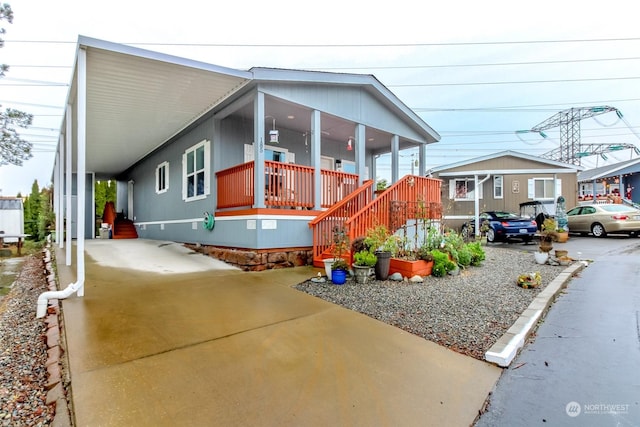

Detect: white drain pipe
36,281,83,318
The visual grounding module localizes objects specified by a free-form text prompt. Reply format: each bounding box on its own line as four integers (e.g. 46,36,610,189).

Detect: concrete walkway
56,240,501,426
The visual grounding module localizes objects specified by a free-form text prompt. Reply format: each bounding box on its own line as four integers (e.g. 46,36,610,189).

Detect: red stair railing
308,180,374,266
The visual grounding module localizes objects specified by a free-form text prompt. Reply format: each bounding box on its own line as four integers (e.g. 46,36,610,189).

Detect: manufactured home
430,151,581,231
52,36,443,285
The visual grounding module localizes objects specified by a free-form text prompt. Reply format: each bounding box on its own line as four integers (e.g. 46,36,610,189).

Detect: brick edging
42,245,73,427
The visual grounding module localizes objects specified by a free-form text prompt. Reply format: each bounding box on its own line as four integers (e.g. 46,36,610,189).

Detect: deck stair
102,202,138,239
309,175,442,268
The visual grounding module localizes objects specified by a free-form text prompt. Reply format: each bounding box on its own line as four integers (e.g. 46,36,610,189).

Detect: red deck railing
345,175,442,244
216,161,361,210
308,180,374,263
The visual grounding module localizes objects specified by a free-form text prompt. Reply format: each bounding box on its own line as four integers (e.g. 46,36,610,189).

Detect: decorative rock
310,277,326,283
388,272,403,281
409,275,424,283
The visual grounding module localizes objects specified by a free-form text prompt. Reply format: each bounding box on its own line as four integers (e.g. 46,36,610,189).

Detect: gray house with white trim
52,36,441,288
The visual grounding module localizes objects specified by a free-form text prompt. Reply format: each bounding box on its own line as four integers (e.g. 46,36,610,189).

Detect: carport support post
65,105,73,265
76,46,87,297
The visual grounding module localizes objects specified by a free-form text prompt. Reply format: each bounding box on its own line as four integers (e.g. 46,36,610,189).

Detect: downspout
36,281,83,318
474,174,492,236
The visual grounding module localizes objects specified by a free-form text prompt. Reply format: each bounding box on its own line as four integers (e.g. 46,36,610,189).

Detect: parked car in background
461,211,538,243
566,204,640,237
519,200,554,231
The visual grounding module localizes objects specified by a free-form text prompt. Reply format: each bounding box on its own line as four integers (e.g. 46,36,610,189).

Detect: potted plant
554,227,569,243
364,225,397,280
539,218,556,253
330,224,350,284
352,250,377,283
331,258,349,285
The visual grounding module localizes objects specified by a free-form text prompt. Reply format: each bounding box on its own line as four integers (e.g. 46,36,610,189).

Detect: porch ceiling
65,37,252,178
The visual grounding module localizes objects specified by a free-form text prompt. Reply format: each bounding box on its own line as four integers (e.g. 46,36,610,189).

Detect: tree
24,180,42,238
0,3,33,166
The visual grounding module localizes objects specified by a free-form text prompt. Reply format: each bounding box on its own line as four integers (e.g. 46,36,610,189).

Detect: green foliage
22,180,55,242
331,258,349,271
442,229,464,264
376,178,388,191
423,226,443,252
95,180,117,217
457,245,472,267
430,249,456,277
1,3,33,166
466,241,486,266
353,250,377,267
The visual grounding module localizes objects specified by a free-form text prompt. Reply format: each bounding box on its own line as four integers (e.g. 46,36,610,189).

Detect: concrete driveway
56,239,501,426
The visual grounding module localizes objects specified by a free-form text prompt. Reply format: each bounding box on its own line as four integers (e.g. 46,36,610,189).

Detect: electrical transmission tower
522,106,639,165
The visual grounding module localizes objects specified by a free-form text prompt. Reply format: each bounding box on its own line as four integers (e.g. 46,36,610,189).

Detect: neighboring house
51,36,442,285
0,197,25,243
577,158,640,205
430,151,582,231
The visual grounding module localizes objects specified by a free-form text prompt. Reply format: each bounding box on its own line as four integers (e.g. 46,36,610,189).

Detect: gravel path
0,255,54,426
295,246,566,360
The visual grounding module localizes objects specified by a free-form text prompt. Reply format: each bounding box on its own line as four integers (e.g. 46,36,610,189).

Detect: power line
388,76,640,88
308,56,640,71
6,36,640,47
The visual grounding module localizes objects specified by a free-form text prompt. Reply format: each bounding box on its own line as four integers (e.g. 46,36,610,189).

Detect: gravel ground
295,246,567,360
0,255,54,426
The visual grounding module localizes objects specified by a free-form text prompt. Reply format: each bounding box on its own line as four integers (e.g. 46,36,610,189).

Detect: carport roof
59,36,439,178
577,157,640,181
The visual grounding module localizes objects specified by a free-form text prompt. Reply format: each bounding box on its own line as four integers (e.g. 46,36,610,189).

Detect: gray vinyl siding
260,83,427,144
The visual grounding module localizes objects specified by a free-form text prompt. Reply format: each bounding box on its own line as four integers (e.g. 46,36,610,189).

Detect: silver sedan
566,204,640,237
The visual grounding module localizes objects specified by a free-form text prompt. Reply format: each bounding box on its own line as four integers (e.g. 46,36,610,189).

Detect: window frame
155,161,169,194
182,139,211,202
493,175,503,199
450,178,483,201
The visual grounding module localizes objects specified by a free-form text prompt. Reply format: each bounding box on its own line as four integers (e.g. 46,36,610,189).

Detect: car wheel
486,228,496,243
591,223,607,238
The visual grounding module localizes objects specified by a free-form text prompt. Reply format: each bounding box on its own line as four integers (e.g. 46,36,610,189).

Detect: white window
450,178,483,201
182,140,210,201
493,175,503,199
528,178,561,200
155,161,169,194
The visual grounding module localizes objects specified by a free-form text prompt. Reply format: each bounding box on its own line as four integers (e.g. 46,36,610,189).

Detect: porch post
254,91,266,208
311,110,322,210
355,123,366,186
76,46,87,297
65,105,72,265
391,135,399,184
418,144,426,176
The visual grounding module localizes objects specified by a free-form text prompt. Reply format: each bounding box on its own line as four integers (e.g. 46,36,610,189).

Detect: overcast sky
1,0,639,196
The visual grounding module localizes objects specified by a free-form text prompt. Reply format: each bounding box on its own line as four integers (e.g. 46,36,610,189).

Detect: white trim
183,139,210,201
438,168,575,177
493,175,504,199
155,161,169,194
134,214,316,226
